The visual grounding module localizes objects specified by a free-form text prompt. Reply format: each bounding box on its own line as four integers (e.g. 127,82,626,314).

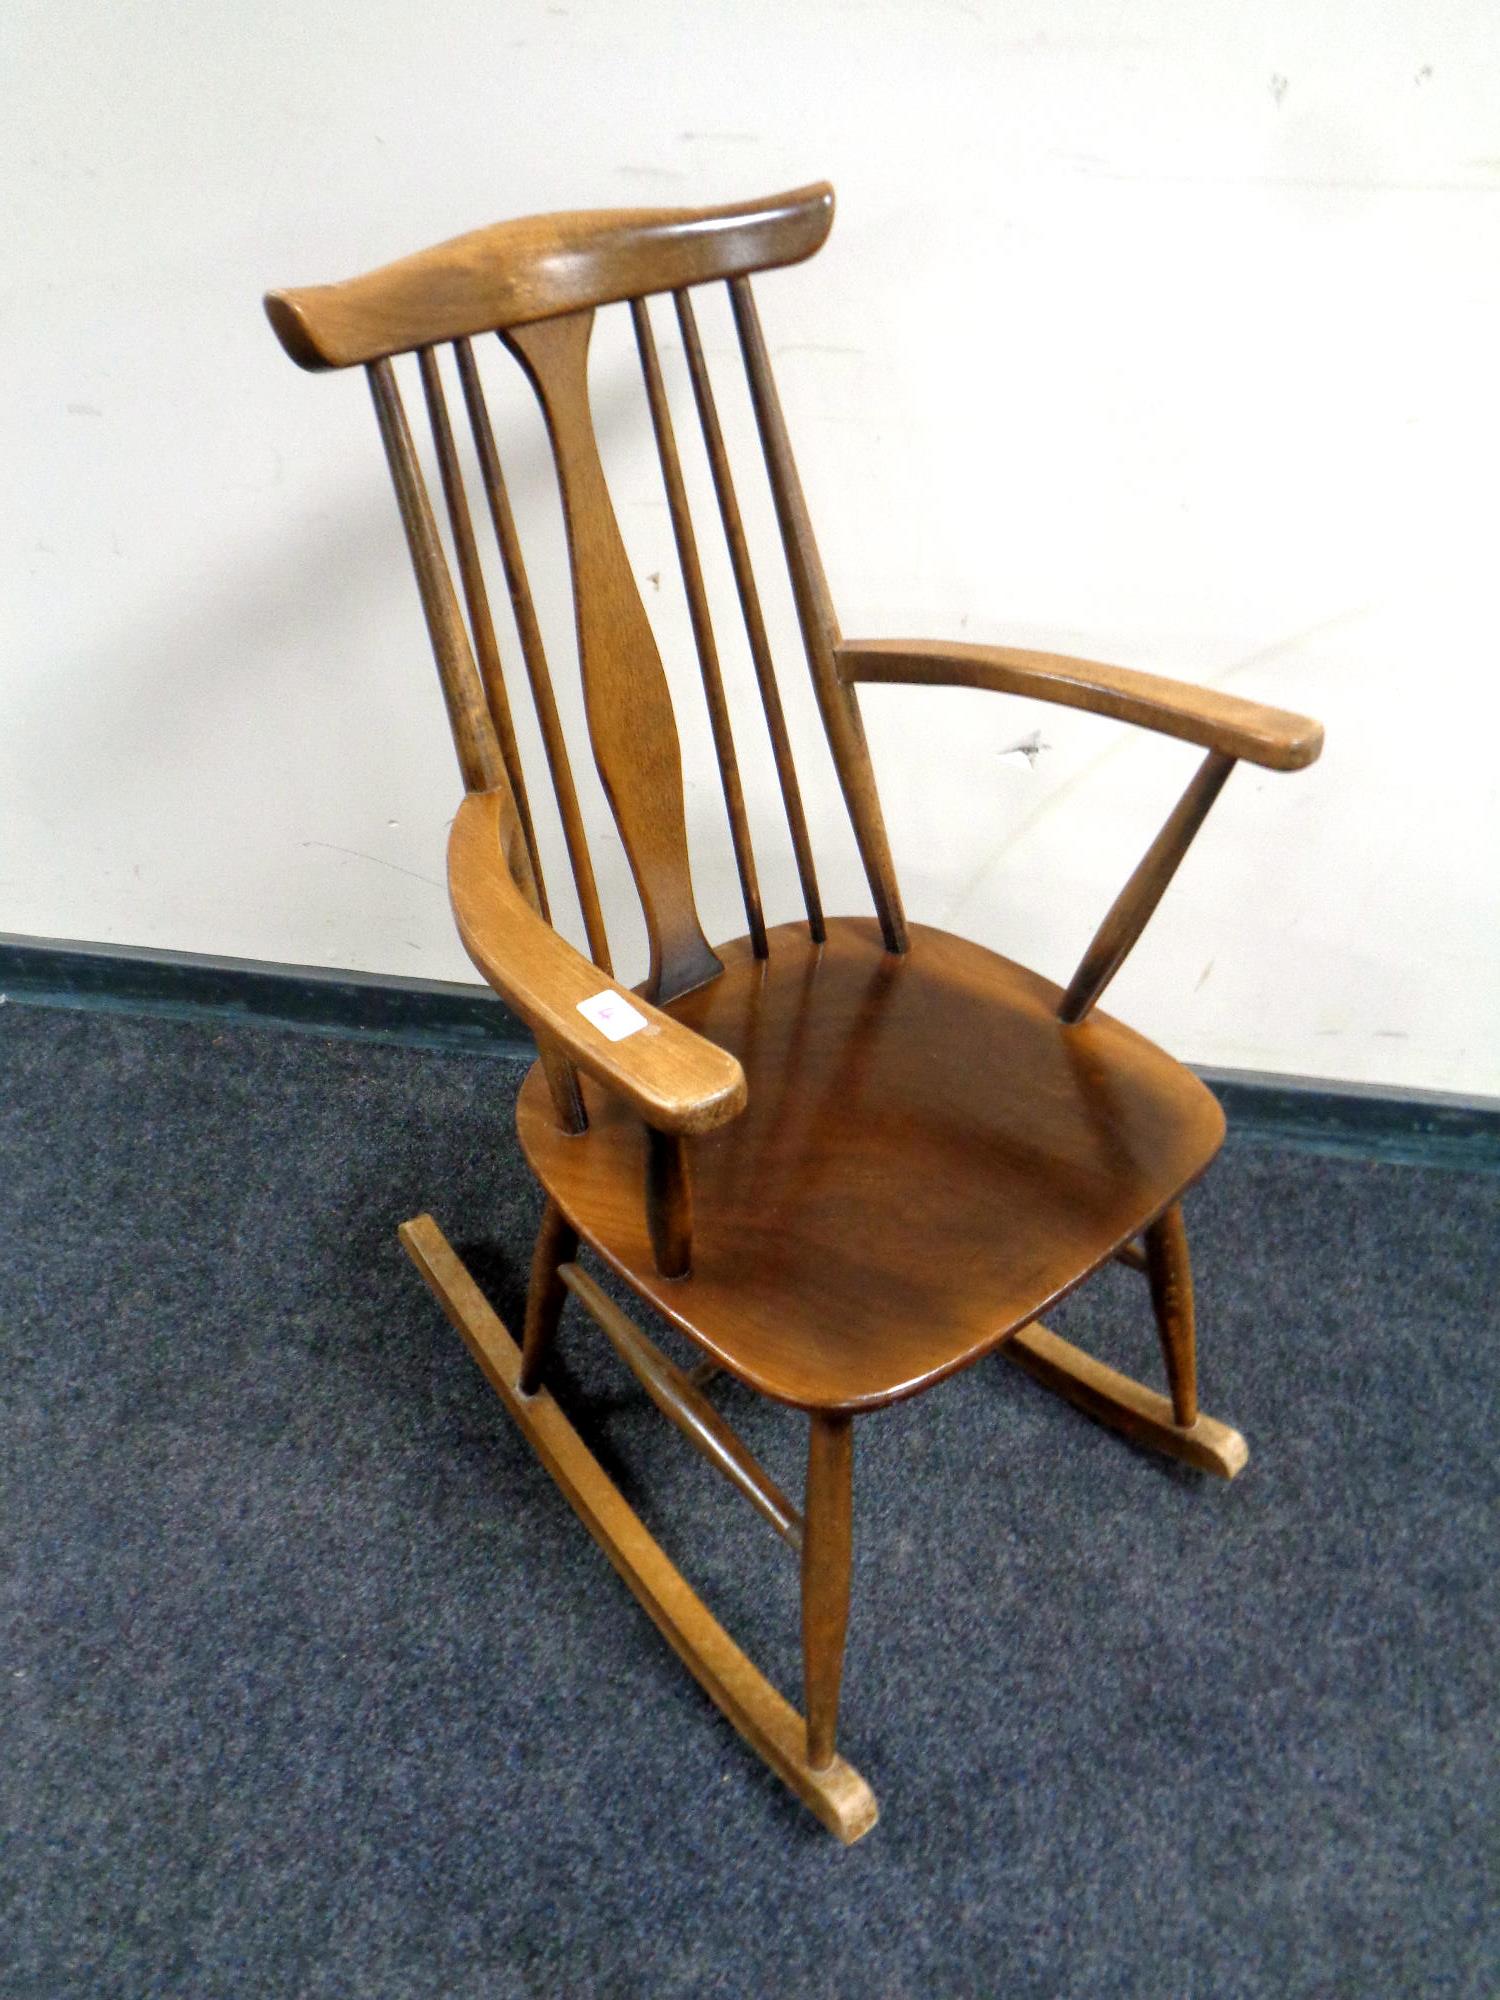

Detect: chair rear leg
520,1198,578,1395
1143,1202,1197,1427
1003,1195,1245,1477
802,1411,854,1771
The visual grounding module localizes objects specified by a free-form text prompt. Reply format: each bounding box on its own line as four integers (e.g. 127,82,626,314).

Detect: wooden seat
518,918,1225,1411
265,182,1322,1843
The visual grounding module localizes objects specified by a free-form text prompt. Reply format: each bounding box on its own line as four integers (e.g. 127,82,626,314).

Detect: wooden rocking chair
265,184,1322,1842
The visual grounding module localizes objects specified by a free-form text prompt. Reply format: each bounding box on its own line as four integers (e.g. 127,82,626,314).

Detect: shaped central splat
504,309,722,1003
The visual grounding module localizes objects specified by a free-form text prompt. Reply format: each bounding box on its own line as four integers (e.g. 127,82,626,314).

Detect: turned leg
645,1128,693,1279
519,1199,578,1395
1005,1202,1243,1476
401,1214,879,1840
1144,1202,1198,1427
802,1411,854,1771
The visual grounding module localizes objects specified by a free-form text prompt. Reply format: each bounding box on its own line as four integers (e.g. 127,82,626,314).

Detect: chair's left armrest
836,638,1323,773
448,789,746,1136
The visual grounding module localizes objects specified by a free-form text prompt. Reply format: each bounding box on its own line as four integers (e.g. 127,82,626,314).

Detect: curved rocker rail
1003,1324,1248,1479
1009,1210,1248,1479
398,1213,879,1845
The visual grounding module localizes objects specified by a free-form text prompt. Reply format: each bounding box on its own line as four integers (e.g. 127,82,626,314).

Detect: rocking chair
265,183,1322,1842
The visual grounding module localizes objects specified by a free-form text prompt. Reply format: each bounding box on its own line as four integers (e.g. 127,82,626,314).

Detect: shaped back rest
266,184,906,1000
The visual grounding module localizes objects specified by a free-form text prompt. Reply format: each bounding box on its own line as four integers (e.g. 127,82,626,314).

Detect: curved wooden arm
449,790,747,1137
836,639,1323,773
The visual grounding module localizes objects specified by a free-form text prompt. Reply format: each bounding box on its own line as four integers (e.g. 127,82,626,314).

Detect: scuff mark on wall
997,728,1049,767
615,164,689,184
300,842,443,891
940,736,1130,930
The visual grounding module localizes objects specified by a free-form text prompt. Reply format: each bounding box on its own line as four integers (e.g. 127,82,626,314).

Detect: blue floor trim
0,932,531,1057
3,931,1495,1169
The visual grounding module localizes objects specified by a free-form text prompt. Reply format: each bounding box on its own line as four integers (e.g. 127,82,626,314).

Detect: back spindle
729,279,908,955
416,346,548,912
366,357,505,799
674,289,825,943
365,356,584,1132
452,337,615,976
632,297,767,959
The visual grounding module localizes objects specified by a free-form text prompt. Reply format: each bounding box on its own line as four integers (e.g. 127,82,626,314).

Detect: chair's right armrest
448,790,747,1137
837,639,1324,772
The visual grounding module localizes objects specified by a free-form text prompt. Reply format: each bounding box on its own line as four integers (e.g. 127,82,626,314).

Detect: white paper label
575,989,649,1042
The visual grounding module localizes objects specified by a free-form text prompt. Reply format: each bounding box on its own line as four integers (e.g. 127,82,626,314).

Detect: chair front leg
519,1198,578,1395
1143,1202,1197,1427
400,1214,879,1841
645,1127,693,1279
802,1410,854,1771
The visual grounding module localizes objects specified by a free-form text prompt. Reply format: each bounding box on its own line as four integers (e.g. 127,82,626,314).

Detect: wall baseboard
1193,1069,1499,1172
3,932,1496,1172
0,932,532,1057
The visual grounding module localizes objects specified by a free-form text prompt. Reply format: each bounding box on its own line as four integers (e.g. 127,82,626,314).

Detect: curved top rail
265,182,835,370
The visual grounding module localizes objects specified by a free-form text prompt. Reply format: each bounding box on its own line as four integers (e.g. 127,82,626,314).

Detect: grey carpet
2,1004,1496,1998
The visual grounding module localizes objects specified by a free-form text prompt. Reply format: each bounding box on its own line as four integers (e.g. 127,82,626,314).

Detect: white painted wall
5,0,1497,1094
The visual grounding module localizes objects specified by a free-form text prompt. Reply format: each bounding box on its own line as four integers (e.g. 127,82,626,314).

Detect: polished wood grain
1005,1321,1246,1478
519,919,1226,1411
645,1127,694,1279
558,1261,803,1547
1059,749,1235,1025
1144,1201,1198,1427
632,296,766,957
399,1213,877,1841
369,355,589,1132
731,278,908,954
520,1197,577,1395
265,184,835,371
274,182,1322,1840
505,311,721,1004
365,359,506,799
837,638,1324,772
802,1412,853,1769
451,336,613,974
674,288,825,941
416,346,546,906
449,788,745,1136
